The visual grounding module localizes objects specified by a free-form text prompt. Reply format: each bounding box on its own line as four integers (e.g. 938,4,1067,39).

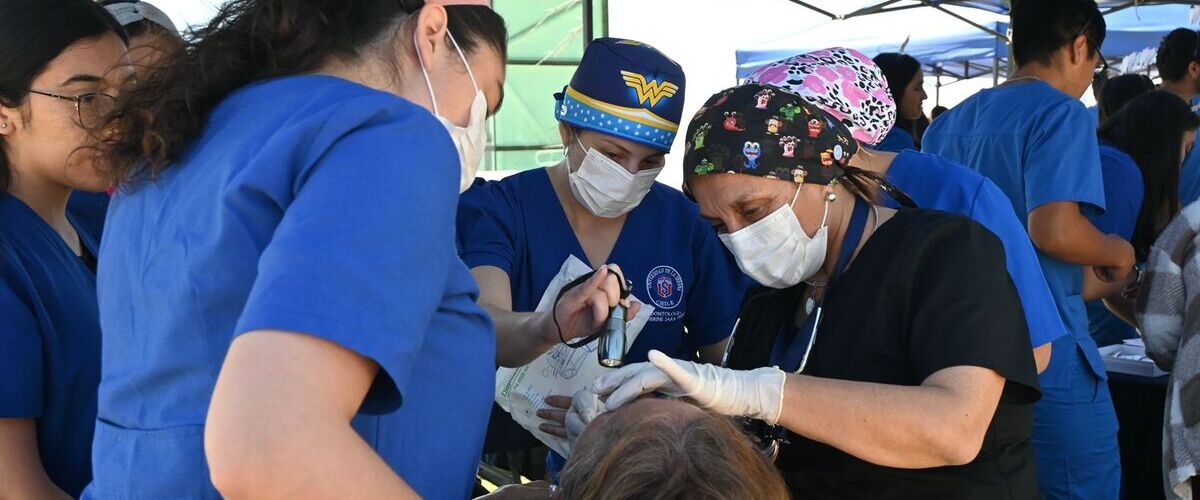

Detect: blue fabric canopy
738,3,1196,80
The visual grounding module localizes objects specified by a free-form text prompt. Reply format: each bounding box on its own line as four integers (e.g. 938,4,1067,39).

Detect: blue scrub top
458,168,746,362
87,76,494,500
883,150,1066,349
0,194,101,497
875,126,917,153
1089,143,1142,241
1177,97,1200,206
67,191,110,239
923,80,1108,394
1086,142,1143,346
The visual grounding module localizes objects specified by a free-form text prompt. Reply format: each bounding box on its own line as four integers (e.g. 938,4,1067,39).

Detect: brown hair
95,0,505,187
559,406,790,500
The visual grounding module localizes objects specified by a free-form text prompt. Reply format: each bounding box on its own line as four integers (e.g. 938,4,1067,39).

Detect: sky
144,1,1079,187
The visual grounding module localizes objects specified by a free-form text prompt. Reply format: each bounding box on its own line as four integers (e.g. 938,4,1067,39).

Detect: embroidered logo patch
645,265,684,310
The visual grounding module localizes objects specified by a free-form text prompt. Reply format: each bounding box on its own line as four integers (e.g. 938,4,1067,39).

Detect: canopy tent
789,1,1200,21
735,19,1009,82
737,4,1198,88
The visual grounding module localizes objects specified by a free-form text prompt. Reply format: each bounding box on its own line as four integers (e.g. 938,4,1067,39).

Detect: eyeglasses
1073,17,1110,77
27,90,117,129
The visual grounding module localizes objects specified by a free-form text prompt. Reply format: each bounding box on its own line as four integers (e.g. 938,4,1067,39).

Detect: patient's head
560,398,789,500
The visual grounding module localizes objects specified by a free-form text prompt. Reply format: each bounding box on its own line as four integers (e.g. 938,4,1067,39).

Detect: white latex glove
564,389,604,450
591,349,787,425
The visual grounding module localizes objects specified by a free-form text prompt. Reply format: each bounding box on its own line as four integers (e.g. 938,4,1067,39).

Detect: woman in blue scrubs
88,1,506,498
1084,90,1198,345
457,38,746,470
872,52,926,153
0,1,129,497
747,47,1062,373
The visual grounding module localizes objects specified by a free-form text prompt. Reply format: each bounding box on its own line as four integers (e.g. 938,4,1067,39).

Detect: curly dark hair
95,0,505,187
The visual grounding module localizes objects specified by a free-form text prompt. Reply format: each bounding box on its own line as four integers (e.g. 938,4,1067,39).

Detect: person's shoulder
1022,82,1090,116
234,75,405,108
461,169,549,212
892,151,987,187
895,150,974,174
224,75,442,139
0,196,39,238
1098,143,1136,167
885,208,1001,255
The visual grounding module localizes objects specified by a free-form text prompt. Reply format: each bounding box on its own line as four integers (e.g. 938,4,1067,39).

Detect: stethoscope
719,181,914,460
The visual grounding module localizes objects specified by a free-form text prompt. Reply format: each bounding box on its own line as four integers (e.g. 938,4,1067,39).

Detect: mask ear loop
793,184,833,229
446,30,479,93
414,30,441,116
819,190,834,229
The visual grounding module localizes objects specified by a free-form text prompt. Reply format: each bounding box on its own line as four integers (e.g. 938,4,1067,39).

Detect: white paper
494,256,653,457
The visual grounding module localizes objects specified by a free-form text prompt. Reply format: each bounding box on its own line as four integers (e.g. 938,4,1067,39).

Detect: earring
0,123,7,129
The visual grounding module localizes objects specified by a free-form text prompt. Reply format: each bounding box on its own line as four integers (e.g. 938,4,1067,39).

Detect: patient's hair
559,401,789,500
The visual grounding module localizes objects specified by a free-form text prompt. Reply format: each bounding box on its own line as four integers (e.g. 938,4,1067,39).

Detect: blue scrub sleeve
1024,102,1106,216
457,183,517,275
1180,148,1200,206
970,180,1067,349
684,219,746,349
235,114,460,415
1089,150,1142,240
0,274,44,417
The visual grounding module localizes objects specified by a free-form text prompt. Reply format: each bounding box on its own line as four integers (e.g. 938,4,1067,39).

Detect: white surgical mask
719,186,830,289
567,136,663,218
417,30,487,193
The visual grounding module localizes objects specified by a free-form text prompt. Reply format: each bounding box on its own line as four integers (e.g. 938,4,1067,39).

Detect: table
1107,371,1169,500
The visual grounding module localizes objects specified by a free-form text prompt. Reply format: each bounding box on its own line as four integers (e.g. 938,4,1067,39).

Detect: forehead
580,129,664,157
687,173,772,202
35,33,130,88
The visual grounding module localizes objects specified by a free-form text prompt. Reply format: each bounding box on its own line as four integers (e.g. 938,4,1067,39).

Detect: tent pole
993,51,999,87
920,0,1007,39
786,0,840,20
582,0,593,42
936,72,941,106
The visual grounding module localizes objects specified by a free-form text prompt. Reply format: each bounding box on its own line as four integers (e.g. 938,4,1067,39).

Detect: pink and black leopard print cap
746,47,896,147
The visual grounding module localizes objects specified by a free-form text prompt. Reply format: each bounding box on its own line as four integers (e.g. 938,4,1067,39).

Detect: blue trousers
1034,345,1121,500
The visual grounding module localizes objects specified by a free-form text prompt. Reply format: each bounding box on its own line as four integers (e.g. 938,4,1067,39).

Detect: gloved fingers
565,389,604,447
603,365,673,411
592,361,655,396
648,350,702,396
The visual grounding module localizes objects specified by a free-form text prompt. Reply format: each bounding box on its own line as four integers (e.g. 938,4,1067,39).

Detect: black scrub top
728,208,1040,500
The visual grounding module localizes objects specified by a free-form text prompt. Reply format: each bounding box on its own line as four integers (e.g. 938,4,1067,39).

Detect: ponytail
841,165,916,208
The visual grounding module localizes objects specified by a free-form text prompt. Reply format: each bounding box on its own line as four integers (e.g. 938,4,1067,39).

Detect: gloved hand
591,349,787,425
564,389,604,446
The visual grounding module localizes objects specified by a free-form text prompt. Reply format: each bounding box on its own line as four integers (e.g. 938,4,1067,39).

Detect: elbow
1028,225,1069,257
205,419,255,497
205,411,288,497
921,413,989,467
940,438,985,467
933,428,987,467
